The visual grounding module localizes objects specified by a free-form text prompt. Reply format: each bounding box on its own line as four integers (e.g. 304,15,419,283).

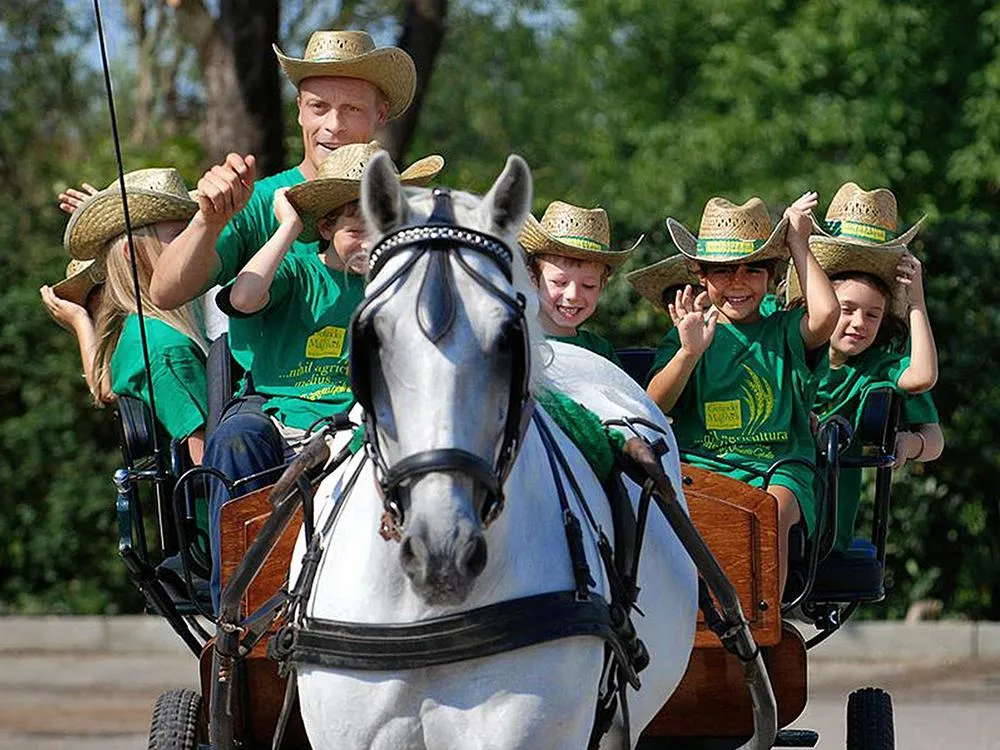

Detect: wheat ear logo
740,364,775,433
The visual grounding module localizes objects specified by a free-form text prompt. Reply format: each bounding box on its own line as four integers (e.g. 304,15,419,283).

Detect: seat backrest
115,394,158,468
855,387,902,455
205,335,244,438
615,347,655,386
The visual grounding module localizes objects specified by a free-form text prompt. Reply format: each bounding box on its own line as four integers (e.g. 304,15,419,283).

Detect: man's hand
669,284,718,357
193,153,257,229
57,183,99,215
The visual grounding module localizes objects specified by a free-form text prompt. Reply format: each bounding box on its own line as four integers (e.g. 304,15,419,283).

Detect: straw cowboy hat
786,183,920,316
273,30,416,120
64,168,198,261
667,197,789,265
519,201,642,272
286,141,443,227
51,258,105,307
626,253,702,313
811,182,924,249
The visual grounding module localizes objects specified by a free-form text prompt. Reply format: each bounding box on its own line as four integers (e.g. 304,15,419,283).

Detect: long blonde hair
92,225,207,405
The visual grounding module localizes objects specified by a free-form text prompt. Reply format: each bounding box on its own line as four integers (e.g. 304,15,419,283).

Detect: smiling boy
519,201,640,364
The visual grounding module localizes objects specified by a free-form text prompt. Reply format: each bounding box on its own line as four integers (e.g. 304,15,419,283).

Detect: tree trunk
171,0,284,176
378,0,448,162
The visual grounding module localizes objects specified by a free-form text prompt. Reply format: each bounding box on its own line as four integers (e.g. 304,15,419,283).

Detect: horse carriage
114,157,900,750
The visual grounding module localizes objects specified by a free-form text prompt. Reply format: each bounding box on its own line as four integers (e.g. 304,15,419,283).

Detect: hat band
824,219,897,243
551,234,611,252
695,237,766,258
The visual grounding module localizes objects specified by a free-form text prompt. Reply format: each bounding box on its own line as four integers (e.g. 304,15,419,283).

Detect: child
54,168,209,461
646,193,838,592
787,182,940,552
520,201,640,365
204,140,443,609
627,252,703,323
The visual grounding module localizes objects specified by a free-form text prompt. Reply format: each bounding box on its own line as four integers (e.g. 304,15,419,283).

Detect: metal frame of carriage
113,342,902,750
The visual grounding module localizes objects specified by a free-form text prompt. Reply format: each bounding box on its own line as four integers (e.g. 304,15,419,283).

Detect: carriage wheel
148,688,206,750
846,687,894,750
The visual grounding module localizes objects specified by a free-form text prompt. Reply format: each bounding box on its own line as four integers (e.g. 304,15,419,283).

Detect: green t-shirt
110,315,208,441
650,309,819,534
813,346,910,552
903,391,939,427
549,329,623,367
213,167,322,372
218,253,364,430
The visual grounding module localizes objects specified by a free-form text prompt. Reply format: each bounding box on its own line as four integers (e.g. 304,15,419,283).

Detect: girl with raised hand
788,183,941,552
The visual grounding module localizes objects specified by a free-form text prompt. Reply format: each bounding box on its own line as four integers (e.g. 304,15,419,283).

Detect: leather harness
268,191,648,748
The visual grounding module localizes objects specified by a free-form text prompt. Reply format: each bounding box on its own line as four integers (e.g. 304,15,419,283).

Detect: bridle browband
349,188,535,535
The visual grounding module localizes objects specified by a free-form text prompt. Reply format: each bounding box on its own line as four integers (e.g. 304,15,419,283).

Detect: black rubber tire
148,688,206,750
847,686,894,750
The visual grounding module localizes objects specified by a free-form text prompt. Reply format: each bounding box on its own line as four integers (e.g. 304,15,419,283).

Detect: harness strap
275,591,631,672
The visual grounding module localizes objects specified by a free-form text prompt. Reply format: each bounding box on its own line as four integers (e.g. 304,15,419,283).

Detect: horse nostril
459,535,488,578
399,534,425,575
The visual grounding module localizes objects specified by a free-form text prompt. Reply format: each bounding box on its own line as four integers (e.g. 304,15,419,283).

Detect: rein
350,188,534,534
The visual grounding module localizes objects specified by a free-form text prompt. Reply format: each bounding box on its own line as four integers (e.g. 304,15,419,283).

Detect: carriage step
774,728,819,747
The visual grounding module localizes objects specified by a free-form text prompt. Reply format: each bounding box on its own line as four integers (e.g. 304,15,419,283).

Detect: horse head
352,153,539,605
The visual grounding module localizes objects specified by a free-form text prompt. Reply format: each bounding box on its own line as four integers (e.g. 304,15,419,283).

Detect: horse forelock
375,186,553,396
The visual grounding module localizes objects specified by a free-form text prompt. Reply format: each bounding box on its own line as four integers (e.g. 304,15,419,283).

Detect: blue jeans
204,395,290,612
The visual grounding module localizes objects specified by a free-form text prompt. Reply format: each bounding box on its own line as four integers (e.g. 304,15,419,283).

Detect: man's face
297,77,389,174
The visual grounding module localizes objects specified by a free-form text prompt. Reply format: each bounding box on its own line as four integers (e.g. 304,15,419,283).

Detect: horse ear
479,155,532,238
361,151,406,234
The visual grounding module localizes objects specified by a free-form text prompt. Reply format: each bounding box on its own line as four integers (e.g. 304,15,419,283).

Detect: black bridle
349,188,535,534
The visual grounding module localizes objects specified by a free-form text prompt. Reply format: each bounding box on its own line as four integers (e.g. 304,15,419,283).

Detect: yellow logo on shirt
739,364,776,432
305,326,347,359
705,400,742,430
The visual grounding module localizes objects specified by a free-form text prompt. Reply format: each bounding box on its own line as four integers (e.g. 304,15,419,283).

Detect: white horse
289,154,698,750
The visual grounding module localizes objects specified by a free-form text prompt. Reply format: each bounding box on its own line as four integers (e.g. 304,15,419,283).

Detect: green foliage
3,0,1000,618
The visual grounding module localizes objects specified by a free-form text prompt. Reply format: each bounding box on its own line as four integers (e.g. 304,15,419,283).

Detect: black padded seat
116,394,158,468
616,347,656,386
808,539,884,602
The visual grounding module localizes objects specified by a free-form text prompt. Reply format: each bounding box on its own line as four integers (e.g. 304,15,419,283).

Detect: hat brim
626,254,702,313
52,264,104,306
65,188,198,260
518,214,641,272
667,215,790,265
287,154,443,220
273,44,416,121
789,238,908,317
811,215,925,248
287,155,444,244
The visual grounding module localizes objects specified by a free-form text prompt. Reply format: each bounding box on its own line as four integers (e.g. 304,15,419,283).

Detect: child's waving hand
668,284,718,357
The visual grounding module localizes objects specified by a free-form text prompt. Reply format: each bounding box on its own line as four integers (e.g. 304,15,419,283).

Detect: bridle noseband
350,188,535,536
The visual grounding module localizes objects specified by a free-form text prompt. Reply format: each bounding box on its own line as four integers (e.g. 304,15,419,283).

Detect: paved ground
0,652,998,748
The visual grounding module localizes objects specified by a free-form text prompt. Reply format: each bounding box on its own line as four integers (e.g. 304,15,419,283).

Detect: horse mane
394,186,554,396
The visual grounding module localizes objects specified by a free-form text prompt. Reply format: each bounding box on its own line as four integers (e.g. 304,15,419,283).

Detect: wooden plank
219,484,303,658
681,464,781,648
643,622,807,738
199,642,310,749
